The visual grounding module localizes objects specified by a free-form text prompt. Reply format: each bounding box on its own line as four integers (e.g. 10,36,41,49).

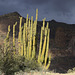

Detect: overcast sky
0,0,75,24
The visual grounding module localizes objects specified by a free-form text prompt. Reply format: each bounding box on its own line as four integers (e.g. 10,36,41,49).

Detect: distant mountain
0,12,75,50
36,19,75,50
37,19,75,38
0,12,26,37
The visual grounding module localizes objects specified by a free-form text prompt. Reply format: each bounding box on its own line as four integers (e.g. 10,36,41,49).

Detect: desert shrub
15,56,41,72
0,50,20,75
0,46,41,75
23,58,41,72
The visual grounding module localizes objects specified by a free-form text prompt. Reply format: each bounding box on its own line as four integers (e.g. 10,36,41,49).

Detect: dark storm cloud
41,0,75,23
0,0,75,24
53,0,75,15
44,0,75,15
0,0,31,17
54,0,75,23
19,0,50,5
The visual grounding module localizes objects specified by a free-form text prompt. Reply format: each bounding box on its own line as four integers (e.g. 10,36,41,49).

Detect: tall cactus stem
23,23,26,56
18,17,22,55
38,27,43,63
41,28,47,62
13,22,17,54
44,26,50,67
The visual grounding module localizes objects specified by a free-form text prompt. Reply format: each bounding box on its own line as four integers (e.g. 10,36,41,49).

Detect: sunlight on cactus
3,9,51,70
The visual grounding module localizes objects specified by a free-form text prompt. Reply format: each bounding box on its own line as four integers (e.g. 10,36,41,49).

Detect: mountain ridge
0,12,75,73
0,12,75,51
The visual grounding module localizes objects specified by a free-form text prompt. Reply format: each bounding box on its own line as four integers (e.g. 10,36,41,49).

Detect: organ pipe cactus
3,9,51,70
38,21,51,69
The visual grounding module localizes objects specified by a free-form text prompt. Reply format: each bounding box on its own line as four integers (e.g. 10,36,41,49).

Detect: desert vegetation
0,9,51,75
0,9,75,75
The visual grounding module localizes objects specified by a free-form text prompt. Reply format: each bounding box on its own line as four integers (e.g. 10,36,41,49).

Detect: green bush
16,56,41,72
0,50,20,75
0,46,41,75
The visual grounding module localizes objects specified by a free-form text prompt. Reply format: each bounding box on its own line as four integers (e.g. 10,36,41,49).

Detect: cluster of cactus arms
38,18,51,70
3,9,51,70
17,9,38,60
